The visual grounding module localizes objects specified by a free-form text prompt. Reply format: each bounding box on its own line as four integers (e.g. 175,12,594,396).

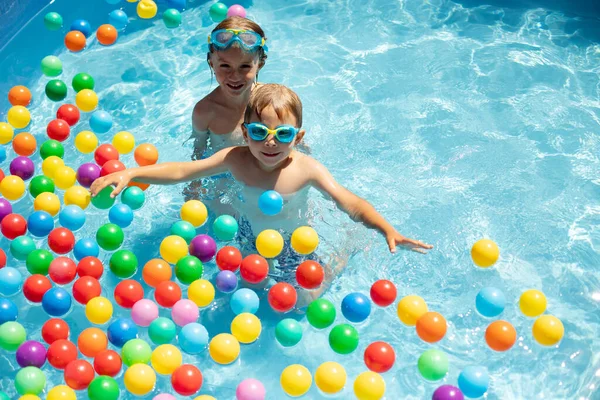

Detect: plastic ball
85,296,113,324
64,359,94,390
155,281,182,308
216,270,238,293
471,239,499,268
10,235,36,260
475,287,506,318
0,123,13,145
8,85,32,106
74,131,98,153
7,105,30,129
209,2,228,22
76,89,98,112
519,289,547,317
90,110,113,134
342,292,371,323
121,338,152,366
78,327,108,357
73,238,99,260
180,200,207,227
364,341,395,373
416,312,447,343
236,378,265,400
160,235,188,264
72,73,95,92
41,318,69,344
0,198,11,222
228,4,247,17
101,160,126,178
47,339,77,369
485,320,516,352
294,260,323,289
268,282,297,313
15,366,45,395
457,366,489,399
91,187,116,210
96,223,124,250
108,203,133,228
315,361,346,395
134,143,159,166
45,79,67,102
307,298,336,329
121,186,145,210
97,24,118,45
397,295,428,326
231,313,261,343
418,349,449,381
291,226,319,254
114,280,144,308
167,222,194,245
131,299,159,327
275,318,302,347
65,30,86,52
48,227,75,254
187,279,215,307
216,246,242,271
109,10,129,30
47,385,76,400
280,364,312,397
77,256,103,278
256,229,283,258
137,0,158,19
432,385,465,400
72,276,101,305
12,132,36,157
0,298,18,324
171,299,199,326
48,257,77,284
163,9,182,28
70,19,91,37
142,259,172,288
93,349,122,376
33,192,60,216
54,165,77,189
56,104,80,127
88,376,120,400
47,119,70,142
175,255,203,284
231,288,260,315
209,333,240,364
16,340,47,368
23,274,52,302
2,213,27,239
10,156,35,180
0,267,22,296
124,363,156,395
28,177,54,200
26,250,52,277
1,175,26,200
188,234,216,263
354,371,385,400
0,321,26,352
0,247,5,268
532,315,564,346
213,214,238,241
258,190,283,216
148,317,177,345
150,344,182,375
41,55,62,77
178,322,208,354
59,205,86,231
107,318,138,348
94,144,119,167
41,156,64,179
240,254,268,284
44,11,63,30
172,364,203,396
109,250,138,278
329,323,359,354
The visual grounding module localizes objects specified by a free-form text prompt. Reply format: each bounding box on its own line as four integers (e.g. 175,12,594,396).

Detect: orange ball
8,85,32,106
134,143,159,166
12,132,37,156
77,327,108,357
65,30,86,52
96,24,118,46
485,320,516,352
142,258,172,288
129,181,150,191
416,311,447,343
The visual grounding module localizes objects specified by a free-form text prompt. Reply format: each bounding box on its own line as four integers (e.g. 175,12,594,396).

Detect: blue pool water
1,0,600,398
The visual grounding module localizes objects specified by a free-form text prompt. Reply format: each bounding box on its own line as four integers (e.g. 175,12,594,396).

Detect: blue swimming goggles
244,123,299,143
208,29,267,52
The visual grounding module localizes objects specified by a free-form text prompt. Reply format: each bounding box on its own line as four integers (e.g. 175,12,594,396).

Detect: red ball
370,279,397,307
23,274,53,303
267,282,297,313
56,104,80,126
1,213,27,240
296,260,324,289
47,119,71,142
171,364,203,396
364,341,396,373
216,246,242,272
48,227,75,254
0,248,6,268
0,168,4,183
154,280,182,308
72,276,102,305
64,359,95,390
100,160,126,177
77,256,104,279
47,339,78,370
240,254,269,284
94,144,119,167
49,257,77,284
114,279,144,309
93,349,122,377
42,318,70,344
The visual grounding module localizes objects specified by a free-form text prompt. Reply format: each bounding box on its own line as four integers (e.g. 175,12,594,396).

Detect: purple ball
433,385,464,400
16,340,47,368
189,234,217,262
9,156,35,180
0,199,12,222
216,270,237,293
76,163,101,188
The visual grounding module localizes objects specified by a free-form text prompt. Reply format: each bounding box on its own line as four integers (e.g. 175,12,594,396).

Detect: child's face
209,47,263,97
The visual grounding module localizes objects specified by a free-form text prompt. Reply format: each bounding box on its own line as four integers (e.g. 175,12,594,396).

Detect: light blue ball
73,238,100,261
0,298,18,324
121,186,145,210
213,214,238,241
107,318,138,347
89,110,113,134
109,203,133,228
28,210,54,237
0,146,6,162
42,287,72,316
59,205,86,231
178,322,209,354
109,9,128,29
0,267,22,296
458,366,489,398
70,19,92,38
341,292,371,323
475,287,506,318
258,190,283,216
230,288,260,315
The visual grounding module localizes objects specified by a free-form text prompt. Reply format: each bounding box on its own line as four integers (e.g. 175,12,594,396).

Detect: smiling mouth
261,152,281,158
227,83,244,90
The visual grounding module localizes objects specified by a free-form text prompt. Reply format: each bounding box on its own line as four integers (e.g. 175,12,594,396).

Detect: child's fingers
387,237,397,253
110,182,126,198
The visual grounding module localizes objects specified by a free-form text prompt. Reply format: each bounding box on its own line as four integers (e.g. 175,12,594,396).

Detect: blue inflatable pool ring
42,287,72,317
107,318,139,347
70,19,92,38
59,205,86,231
27,210,54,237
73,238,100,260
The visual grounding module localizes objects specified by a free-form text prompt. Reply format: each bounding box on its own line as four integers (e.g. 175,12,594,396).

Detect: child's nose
264,135,277,147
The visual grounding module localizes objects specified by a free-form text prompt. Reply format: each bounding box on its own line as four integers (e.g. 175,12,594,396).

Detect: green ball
121,338,152,366
170,220,196,244
72,72,95,92
41,55,62,77
121,186,145,210
175,255,203,285
15,366,46,395
209,2,228,22
44,12,63,31
29,175,55,197
0,321,26,351
88,376,120,400
40,139,64,159
92,186,116,210
148,317,177,345
10,235,36,261
45,79,67,102
213,214,238,241
96,223,124,251
275,318,303,347
163,9,182,28
26,249,54,275
306,298,336,329
418,349,449,381
328,323,359,354
0,391,9,400
109,250,138,278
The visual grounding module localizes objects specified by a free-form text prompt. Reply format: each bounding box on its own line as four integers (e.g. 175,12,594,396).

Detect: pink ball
227,4,246,18
171,299,199,326
153,395,177,400
236,378,266,400
131,299,159,327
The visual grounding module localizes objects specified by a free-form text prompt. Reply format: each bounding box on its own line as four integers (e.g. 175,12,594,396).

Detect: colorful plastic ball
64,359,94,390
364,341,395,373
88,376,120,400
397,295,428,326
16,340,47,368
10,156,35,180
41,156,64,179
0,147,6,163
458,366,489,399
172,364,203,396
329,324,359,354
160,235,188,264
142,259,172,288
0,267,23,296
38,142,64,164
100,160,125,178
10,235,36,260
56,104,80,127
471,239,499,268
47,385,76,400
97,24,118,45
147,317,176,345
124,363,156,395
107,318,138,348
48,227,75,254
23,274,52,302
307,298,336,329
114,280,144,308
215,270,237,293
74,131,98,153
1,175,26,200
209,2,228,22
75,89,98,112
256,229,283,258
209,333,240,364
180,199,207,227
7,105,30,129
8,85,32,106
231,313,261,344
41,55,62,77
0,247,5,268
47,339,77,369
62,185,89,209
532,315,564,346
0,298,18,324
0,123,13,144
354,371,385,400
280,364,312,397
48,257,77,284
178,322,208,354
137,0,158,18
175,255,203,284
416,312,447,343
44,11,63,30
432,385,465,400
314,361,346,395
73,238,99,260
76,164,99,188
231,288,260,315
485,320,516,352
475,287,506,318
269,282,297,313
0,321,26,352
78,327,108,357
90,110,113,134
187,279,215,308
86,296,113,324
170,220,195,243
163,9,182,28
236,378,265,400
240,254,269,284
189,234,217,262
418,349,449,381
65,30,86,52
519,289,547,317
12,132,35,157
258,190,283,216
47,119,70,142
121,338,152,366
216,246,242,271
91,187,116,210
293,260,322,289
209,214,237,242
108,203,133,228
151,344,182,375
53,165,77,189
93,349,122,376
0,199,12,222
121,186,145,210
33,193,60,216
155,281,182,308
70,19,92,37
227,4,246,17
109,10,128,30
171,299,199,326
134,142,159,166
15,366,45,395
72,73,95,92
95,144,119,167
96,223,124,250
275,318,302,347
77,256,103,278
45,80,67,102
131,299,159,327
58,206,85,232
109,250,138,278
72,276,101,305
2,213,27,239
341,292,371,323
41,318,69,344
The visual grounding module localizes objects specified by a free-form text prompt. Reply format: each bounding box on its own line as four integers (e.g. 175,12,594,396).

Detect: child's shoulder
192,89,221,131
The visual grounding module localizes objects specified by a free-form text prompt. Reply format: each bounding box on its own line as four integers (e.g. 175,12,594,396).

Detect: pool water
1,0,600,398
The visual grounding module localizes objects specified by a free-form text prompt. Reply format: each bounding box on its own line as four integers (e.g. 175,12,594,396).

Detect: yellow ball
315,361,347,394
519,289,547,317
354,371,385,400
231,313,262,344
181,200,208,227
151,344,182,375
280,364,312,397
532,315,564,346
42,156,65,179
160,235,188,264
7,105,31,129
113,131,135,154
127,0,138,2
471,239,499,268
256,229,284,258
34,192,61,216
76,89,98,112
53,166,76,190
188,279,215,307
64,186,91,209
209,333,240,365
19,395,41,400
85,296,113,324
0,122,15,144
47,385,76,400
0,175,25,201
137,0,158,18
124,364,156,395
397,295,428,326
194,397,216,400
291,226,319,255
75,130,98,153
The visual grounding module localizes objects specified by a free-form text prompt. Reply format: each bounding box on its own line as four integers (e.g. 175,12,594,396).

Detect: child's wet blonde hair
244,84,303,127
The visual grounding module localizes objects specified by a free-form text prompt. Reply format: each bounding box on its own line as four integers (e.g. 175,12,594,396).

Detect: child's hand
90,171,132,198
386,230,433,254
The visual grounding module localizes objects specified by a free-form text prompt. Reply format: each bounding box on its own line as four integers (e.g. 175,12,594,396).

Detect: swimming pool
1,0,599,398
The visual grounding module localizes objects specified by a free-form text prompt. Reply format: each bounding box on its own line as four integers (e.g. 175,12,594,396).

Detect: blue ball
27,210,54,237
341,292,372,323
458,366,489,398
0,267,22,296
70,19,92,38
109,203,133,228
230,288,260,315
0,146,6,162
109,9,128,29
215,270,237,293
42,287,72,316
178,322,208,354
73,238,100,261
107,318,139,347
59,205,86,231
258,190,283,216
167,0,186,10
89,110,113,134
0,298,18,324
475,287,506,318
